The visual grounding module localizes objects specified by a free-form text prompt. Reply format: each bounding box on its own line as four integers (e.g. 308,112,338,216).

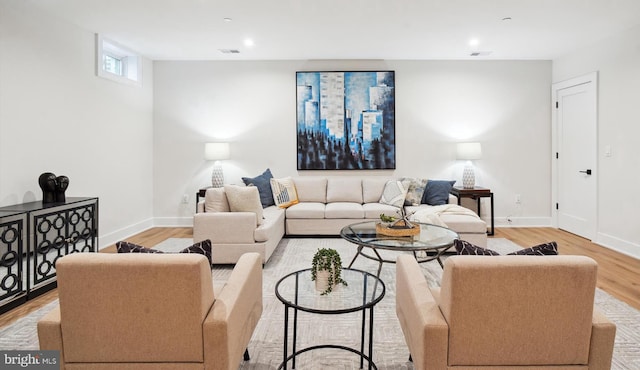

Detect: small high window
96,35,142,86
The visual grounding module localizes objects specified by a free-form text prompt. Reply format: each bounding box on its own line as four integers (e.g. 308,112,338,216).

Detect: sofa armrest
588,308,616,370
197,200,205,213
37,306,66,368
203,252,263,370
194,212,258,244
396,255,448,370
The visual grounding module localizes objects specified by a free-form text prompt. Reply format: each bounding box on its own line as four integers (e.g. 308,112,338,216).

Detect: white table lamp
456,142,482,189
205,143,230,188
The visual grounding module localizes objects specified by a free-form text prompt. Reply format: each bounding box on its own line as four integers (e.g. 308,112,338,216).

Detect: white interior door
553,74,597,240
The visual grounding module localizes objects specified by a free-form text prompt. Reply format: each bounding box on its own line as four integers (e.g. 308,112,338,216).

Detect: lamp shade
204,143,230,161
456,142,482,160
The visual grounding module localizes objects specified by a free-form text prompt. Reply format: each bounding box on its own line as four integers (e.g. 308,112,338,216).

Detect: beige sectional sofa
194,177,487,264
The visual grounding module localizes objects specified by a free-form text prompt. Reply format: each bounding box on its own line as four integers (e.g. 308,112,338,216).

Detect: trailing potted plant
311,248,348,295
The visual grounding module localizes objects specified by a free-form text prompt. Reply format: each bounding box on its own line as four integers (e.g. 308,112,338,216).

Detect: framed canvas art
296,71,395,170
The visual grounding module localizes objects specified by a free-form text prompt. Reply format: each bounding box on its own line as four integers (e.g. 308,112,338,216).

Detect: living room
2,1,638,260
0,0,639,368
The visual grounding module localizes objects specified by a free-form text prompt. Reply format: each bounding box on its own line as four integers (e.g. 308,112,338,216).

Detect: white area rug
1,238,638,369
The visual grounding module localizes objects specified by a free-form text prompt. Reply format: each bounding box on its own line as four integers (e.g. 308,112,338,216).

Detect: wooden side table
449,186,494,236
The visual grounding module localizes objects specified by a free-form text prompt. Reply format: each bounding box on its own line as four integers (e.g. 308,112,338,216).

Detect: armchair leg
243,349,250,361
409,354,412,362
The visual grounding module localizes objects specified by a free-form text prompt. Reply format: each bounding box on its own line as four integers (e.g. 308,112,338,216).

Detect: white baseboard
99,218,154,250
596,232,640,260
493,216,552,228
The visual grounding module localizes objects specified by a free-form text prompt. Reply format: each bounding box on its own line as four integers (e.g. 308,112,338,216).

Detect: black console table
0,197,99,313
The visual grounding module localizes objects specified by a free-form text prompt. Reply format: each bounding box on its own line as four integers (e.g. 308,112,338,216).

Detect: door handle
579,169,592,175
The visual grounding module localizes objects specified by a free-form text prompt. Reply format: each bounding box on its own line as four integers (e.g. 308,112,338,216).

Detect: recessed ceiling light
469,38,479,47
223,17,232,22
244,38,254,47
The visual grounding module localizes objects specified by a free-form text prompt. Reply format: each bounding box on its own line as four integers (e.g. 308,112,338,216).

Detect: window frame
96,34,142,87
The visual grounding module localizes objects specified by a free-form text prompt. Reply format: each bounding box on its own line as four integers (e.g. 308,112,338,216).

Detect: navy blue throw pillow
242,168,275,208
421,180,456,205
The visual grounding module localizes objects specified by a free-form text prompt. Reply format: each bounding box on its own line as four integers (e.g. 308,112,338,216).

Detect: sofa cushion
204,188,230,212
438,213,487,233
363,203,400,219
325,202,364,219
115,240,213,266
293,177,327,203
362,178,389,203
327,178,363,203
242,168,274,207
270,177,299,208
255,206,286,242
422,180,456,206
379,180,408,207
224,185,264,225
400,177,428,206
286,202,326,219
405,205,487,233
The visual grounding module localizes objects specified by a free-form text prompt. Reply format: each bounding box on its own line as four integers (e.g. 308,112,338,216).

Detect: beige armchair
38,252,263,370
396,255,616,370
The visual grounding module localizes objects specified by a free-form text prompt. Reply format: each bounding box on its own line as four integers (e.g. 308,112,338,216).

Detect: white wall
153,60,552,227
0,2,155,247
553,25,640,258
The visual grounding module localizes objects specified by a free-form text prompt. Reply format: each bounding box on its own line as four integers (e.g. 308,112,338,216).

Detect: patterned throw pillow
509,241,558,255
454,239,558,256
379,180,408,208
178,239,213,264
241,168,275,208
400,177,428,206
270,177,299,208
115,239,213,266
454,239,501,255
115,241,163,254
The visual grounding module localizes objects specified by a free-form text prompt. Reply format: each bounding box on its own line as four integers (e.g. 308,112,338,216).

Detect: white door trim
551,72,598,237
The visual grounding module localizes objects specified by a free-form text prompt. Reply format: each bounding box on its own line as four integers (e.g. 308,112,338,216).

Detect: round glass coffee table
275,268,385,370
340,221,459,277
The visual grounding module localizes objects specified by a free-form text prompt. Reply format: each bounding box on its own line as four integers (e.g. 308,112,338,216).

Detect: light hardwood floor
1,227,638,329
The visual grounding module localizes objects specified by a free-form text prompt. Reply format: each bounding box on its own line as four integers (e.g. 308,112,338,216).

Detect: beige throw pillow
223,185,264,225
204,188,230,212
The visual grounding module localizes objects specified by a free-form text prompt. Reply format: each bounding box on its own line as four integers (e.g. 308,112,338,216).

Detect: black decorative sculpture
55,175,69,202
38,172,69,203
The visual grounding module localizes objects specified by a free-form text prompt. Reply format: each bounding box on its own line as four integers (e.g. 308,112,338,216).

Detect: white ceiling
28,0,640,61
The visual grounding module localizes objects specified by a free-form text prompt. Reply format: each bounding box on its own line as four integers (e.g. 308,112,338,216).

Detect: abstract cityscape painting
296,71,395,170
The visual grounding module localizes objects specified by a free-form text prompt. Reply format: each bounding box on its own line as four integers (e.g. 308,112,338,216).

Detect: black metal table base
277,344,378,370
347,244,453,277
279,304,377,370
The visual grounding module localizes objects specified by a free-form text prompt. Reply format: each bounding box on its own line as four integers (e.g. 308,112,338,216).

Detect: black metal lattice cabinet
0,197,98,314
